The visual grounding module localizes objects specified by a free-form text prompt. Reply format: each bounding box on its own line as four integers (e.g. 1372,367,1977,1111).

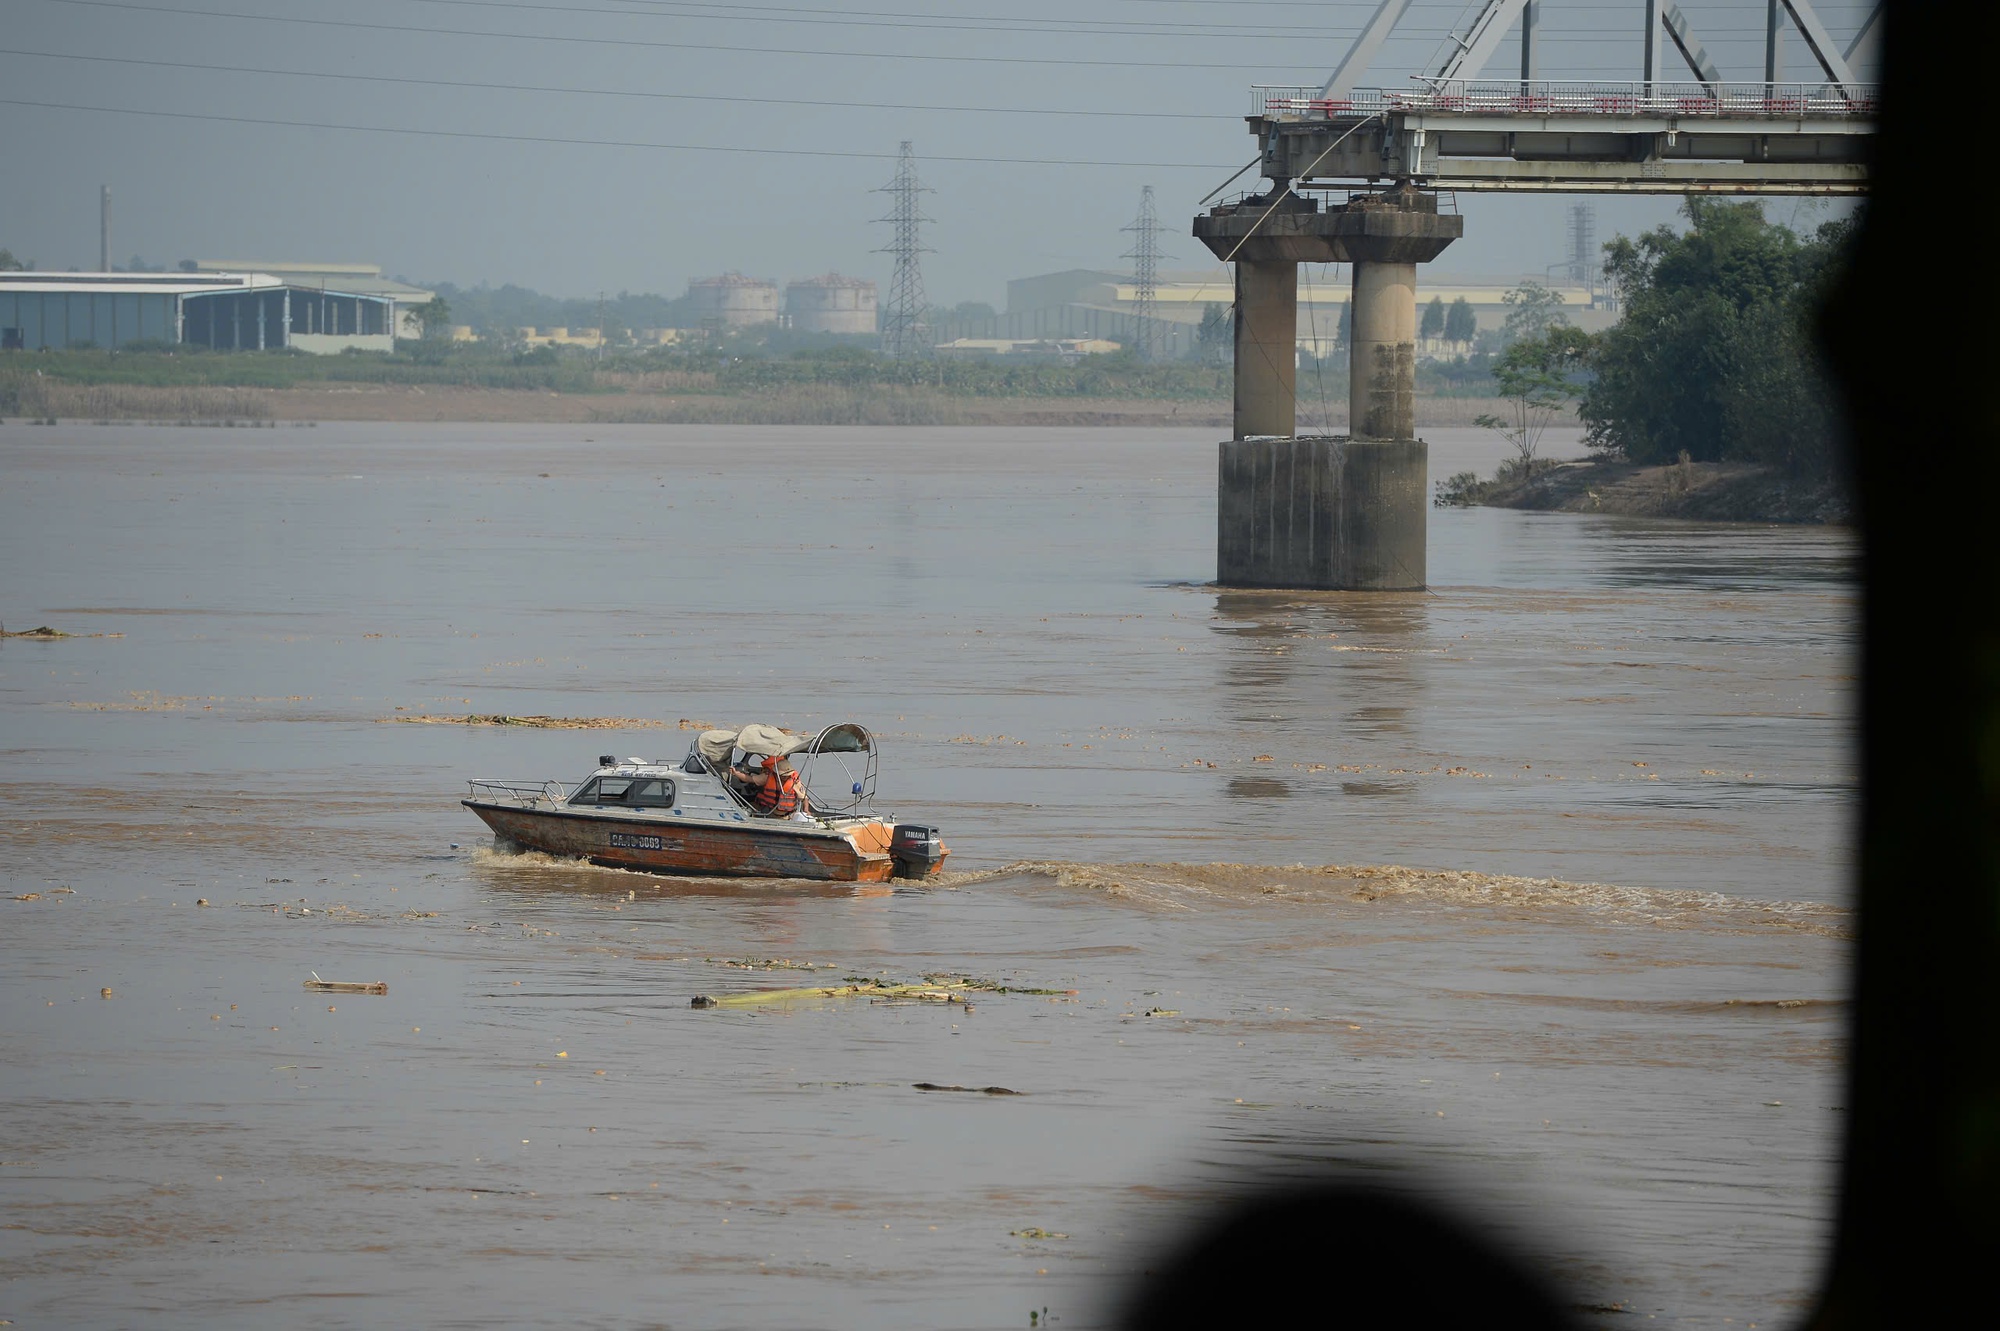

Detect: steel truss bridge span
1253,78,1872,195
1254,1,1880,197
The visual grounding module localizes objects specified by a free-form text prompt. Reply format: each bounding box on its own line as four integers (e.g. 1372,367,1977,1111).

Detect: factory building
687,272,780,327
193,261,434,341
784,273,877,334
0,270,396,353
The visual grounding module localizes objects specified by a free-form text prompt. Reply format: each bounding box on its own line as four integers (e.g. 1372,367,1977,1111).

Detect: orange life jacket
751,761,802,816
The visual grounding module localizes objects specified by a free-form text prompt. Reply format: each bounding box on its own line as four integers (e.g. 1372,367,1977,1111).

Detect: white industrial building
0,269,402,353
193,261,435,341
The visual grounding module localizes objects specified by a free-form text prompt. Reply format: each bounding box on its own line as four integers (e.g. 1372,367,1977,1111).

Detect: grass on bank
3,341,1505,408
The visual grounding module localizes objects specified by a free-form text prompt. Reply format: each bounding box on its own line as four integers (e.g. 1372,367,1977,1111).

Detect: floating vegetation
386,714,712,730
689,973,1077,1009
1,624,122,640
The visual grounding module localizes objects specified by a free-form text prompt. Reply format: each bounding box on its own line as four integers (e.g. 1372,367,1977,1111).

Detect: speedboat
462,721,948,882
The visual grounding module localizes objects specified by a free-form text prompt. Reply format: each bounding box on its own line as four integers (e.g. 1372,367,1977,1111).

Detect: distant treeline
426,282,696,335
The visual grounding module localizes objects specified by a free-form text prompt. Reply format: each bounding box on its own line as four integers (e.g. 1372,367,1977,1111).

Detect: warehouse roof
0,271,288,296
195,261,432,301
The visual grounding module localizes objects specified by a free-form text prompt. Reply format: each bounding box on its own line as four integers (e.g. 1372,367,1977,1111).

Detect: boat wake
942,860,1852,936
469,842,1847,936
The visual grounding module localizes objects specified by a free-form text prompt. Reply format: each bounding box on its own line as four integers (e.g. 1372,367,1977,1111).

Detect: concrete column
1350,260,1418,440
257,297,266,351
1234,258,1297,439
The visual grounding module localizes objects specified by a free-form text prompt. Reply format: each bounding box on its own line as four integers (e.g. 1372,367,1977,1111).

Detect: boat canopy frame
693,722,880,817
798,722,877,816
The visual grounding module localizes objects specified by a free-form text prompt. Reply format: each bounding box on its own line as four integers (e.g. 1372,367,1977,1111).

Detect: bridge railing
1253,80,1878,120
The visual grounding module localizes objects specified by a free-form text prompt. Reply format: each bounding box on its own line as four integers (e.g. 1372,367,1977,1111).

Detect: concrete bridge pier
1194,187,1460,590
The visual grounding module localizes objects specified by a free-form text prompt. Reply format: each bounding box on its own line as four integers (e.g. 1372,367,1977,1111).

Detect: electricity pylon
875,142,933,358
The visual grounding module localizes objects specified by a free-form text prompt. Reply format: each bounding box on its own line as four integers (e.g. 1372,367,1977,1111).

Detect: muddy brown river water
2,424,1854,1328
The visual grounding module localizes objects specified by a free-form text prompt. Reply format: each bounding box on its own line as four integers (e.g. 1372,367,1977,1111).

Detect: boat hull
465,802,895,882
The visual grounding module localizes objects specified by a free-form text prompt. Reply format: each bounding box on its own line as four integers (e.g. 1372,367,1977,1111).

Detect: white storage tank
686,273,780,327
785,273,878,335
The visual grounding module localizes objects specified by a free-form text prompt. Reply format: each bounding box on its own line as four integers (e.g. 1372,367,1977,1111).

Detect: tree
0,249,26,271
410,296,454,340
1336,300,1351,348
1195,303,1231,364
177,259,198,273
1444,296,1476,346
1476,325,1592,476
1581,198,1851,479
1500,280,1568,343
1419,296,1445,343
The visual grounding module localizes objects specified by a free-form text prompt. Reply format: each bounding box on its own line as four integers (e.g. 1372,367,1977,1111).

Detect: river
0,423,1855,1328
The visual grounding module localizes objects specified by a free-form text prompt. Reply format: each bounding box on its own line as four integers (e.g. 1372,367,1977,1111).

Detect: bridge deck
1252,81,1875,195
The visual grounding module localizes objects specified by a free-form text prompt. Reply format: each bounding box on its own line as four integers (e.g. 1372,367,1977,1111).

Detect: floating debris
690,972,1075,1009
385,714,712,730
691,980,975,1009
710,957,830,972
915,1083,1022,1096
303,973,388,995
0,624,122,639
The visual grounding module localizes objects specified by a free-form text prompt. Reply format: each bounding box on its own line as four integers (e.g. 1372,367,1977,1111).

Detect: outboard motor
889,824,947,879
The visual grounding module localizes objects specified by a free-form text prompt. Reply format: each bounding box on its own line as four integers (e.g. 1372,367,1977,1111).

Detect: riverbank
0,377,1529,428
1444,456,1852,524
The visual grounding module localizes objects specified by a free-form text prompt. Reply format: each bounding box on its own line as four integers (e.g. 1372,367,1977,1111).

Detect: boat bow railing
466,778,571,807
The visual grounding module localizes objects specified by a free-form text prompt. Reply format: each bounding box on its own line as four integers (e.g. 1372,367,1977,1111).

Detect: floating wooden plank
691,981,969,1009
303,976,388,995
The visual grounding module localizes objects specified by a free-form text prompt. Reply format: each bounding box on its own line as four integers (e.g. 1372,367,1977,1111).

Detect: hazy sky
1,1,1876,304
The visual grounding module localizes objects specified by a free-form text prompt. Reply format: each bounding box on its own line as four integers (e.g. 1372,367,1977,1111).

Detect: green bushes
1581,199,1852,481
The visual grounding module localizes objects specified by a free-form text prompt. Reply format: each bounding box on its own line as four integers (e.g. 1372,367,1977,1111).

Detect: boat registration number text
608,832,665,851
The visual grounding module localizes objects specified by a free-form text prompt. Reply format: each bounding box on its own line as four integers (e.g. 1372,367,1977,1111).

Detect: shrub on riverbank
1582,200,1853,484
0,373,273,421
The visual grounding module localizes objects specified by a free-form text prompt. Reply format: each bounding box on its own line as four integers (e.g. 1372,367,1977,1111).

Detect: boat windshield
568,775,676,808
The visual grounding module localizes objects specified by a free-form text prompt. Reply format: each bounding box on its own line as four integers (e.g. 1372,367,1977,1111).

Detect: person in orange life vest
732,754,803,816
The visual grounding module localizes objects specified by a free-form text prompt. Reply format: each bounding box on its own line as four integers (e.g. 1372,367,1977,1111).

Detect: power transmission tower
1121,185,1166,361
1565,202,1598,295
875,141,932,358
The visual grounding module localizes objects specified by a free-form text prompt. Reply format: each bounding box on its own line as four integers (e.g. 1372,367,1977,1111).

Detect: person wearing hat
731,753,803,816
